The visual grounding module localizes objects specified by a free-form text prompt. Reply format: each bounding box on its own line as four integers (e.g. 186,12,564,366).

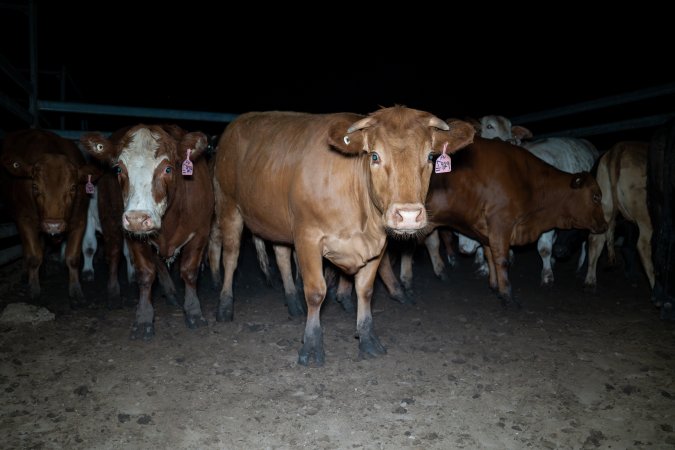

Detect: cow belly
322,233,385,275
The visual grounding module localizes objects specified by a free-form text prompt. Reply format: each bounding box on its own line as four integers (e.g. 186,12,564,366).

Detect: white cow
454,115,599,285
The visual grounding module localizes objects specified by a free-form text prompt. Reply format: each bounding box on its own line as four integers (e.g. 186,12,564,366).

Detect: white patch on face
119,129,169,228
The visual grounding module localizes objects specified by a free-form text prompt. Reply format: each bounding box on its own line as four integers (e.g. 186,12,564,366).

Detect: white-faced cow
81,125,213,340
583,142,655,294
1,129,100,307
211,107,474,366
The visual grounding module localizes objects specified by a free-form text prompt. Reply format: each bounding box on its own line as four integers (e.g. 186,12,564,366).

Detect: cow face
569,172,608,234
329,107,474,236
479,115,532,145
81,125,207,235
2,154,96,235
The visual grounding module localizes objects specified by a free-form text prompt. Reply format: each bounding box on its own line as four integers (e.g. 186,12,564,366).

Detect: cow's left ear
1,155,33,178
80,133,117,164
328,116,374,155
511,125,533,142
432,119,475,155
179,132,209,161
78,164,104,184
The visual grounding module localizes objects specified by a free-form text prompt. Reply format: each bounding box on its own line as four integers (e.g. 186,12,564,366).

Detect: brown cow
584,142,655,291
212,107,474,366
397,136,607,305
80,125,213,340
0,129,99,306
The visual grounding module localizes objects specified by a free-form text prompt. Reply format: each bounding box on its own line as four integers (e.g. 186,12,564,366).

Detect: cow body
458,116,599,285
583,142,655,293
647,120,675,319
400,137,607,304
0,129,97,306
81,125,213,340
212,107,474,366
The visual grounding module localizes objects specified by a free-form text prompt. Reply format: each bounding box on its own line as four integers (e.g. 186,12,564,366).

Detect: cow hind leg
474,247,490,278
336,274,356,314
355,256,387,359
273,244,305,317
584,232,607,293
155,257,180,308
181,251,208,329
64,231,86,308
425,230,448,281
538,230,555,287
635,220,655,289
216,206,244,322
207,220,222,289
377,250,412,305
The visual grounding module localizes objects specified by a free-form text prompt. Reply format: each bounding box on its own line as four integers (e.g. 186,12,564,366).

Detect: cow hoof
390,288,415,305
164,293,181,309
358,334,387,358
130,323,154,341
336,293,356,314
216,296,234,322
297,348,326,367
184,314,208,329
82,270,94,282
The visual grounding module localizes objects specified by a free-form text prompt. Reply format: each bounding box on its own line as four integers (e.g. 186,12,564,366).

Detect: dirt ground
1,234,674,450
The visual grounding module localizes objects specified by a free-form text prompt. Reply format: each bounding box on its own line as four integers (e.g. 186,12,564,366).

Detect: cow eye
486,123,494,129
371,153,380,163
165,166,172,174
428,152,434,162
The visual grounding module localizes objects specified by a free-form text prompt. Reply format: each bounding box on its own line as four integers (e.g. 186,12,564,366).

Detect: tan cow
584,141,655,291
212,107,474,366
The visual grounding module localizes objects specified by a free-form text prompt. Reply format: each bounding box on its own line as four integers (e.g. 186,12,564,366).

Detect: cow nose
388,203,427,232
42,220,66,235
123,211,155,232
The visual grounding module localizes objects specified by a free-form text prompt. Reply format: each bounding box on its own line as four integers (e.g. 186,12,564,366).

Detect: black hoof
358,337,387,359
216,297,233,322
130,323,154,341
297,349,325,367
184,314,208,329
390,288,415,305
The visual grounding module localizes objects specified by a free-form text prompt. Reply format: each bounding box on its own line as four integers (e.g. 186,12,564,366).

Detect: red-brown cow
212,107,474,366
397,136,607,305
0,129,99,306
80,125,213,340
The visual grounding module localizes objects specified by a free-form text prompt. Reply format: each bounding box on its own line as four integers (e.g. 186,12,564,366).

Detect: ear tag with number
435,142,452,173
182,149,193,176
85,174,95,194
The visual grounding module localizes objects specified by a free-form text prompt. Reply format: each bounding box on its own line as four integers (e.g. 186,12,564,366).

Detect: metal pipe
28,0,38,128
0,92,34,123
535,113,675,138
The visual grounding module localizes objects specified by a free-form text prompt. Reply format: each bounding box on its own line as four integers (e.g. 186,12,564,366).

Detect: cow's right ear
462,117,482,133
511,126,533,142
328,117,373,155
79,133,116,163
1,156,33,178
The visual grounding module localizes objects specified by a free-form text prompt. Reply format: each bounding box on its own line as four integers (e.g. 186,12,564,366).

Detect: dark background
2,2,673,147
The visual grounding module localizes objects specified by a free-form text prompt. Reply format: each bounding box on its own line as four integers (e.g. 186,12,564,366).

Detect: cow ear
511,126,533,142
328,117,373,155
1,156,33,178
80,133,116,163
179,132,209,161
462,117,482,133
78,164,104,184
433,119,475,155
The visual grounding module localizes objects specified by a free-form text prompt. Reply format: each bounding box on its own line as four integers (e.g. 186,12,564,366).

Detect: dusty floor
1,236,674,450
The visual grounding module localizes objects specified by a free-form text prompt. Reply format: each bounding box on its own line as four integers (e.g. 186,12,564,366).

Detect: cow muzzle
386,203,427,234
41,220,66,235
123,211,158,233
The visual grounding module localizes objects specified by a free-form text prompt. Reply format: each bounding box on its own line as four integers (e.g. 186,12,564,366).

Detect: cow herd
1,107,673,366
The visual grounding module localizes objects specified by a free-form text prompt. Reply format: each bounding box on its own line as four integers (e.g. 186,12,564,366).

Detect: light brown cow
212,107,474,366
0,129,99,306
81,125,213,340
584,141,655,291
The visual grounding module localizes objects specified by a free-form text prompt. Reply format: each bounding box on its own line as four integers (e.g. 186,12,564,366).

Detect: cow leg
439,228,457,268
474,247,490,277
129,243,156,341
488,241,515,307
100,228,122,309
19,224,43,300
483,246,498,293
207,219,222,289
155,256,179,308
123,238,136,284
583,232,606,292
635,220,655,289
216,205,244,322
399,248,414,295
355,254,387,359
63,220,86,308
425,229,448,281
294,239,326,367
336,274,356,313
273,244,305,316
538,230,555,287
181,242,208,329
377,250,412,305
81,200,98,283
252,236,273,286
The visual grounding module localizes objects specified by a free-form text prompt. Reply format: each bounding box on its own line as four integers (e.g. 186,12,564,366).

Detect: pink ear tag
85,174,95,194
435,142,452,173
182,149,194,176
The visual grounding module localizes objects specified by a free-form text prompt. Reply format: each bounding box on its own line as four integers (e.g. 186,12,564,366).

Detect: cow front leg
355,254,387,359
294,240,326,367
485,244,516,307
538,230,555,287
425,229,448,281
64,222,87,308
181,245,208,329
129,246,156,341
377,250,412,305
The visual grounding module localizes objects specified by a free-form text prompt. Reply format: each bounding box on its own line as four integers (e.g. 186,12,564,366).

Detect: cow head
2,154,100,235
567,172,608,234
329,106,474,236
80,125,208,235
479,115,532,145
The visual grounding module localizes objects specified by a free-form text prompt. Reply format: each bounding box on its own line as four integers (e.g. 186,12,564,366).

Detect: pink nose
123,211,155,232
42,220,66,235
388,203,427,232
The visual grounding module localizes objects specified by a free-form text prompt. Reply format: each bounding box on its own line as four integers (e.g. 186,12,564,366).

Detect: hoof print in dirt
184,314,208,329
